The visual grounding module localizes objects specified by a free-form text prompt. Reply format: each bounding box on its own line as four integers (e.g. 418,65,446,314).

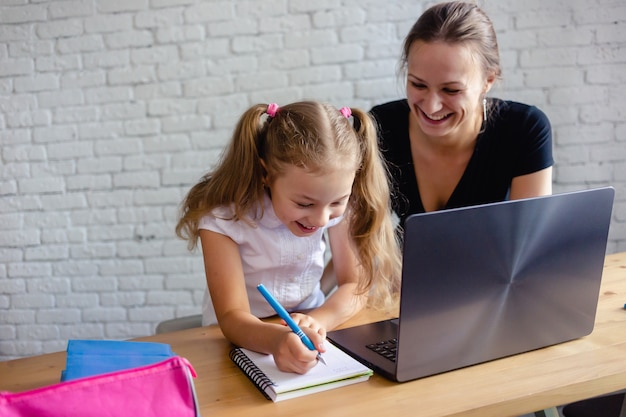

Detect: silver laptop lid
395,187,614,382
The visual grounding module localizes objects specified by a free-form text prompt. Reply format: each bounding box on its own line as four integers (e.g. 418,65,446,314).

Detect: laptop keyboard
366,338,397,362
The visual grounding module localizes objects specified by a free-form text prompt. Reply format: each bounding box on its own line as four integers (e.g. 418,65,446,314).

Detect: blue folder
61,339,175,381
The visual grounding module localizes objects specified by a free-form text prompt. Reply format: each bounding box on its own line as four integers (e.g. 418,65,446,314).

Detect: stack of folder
61,339,175,381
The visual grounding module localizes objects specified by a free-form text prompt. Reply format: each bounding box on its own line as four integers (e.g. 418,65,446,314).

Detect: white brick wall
0,0,625,360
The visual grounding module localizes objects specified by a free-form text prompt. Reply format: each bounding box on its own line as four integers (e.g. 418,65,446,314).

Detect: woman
373,3,624,415
372,1,553,227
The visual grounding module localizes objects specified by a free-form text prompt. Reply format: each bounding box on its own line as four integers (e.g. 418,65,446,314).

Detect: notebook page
238,341,372,394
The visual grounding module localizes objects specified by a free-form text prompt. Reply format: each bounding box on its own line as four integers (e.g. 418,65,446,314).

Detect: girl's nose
309,208,331,228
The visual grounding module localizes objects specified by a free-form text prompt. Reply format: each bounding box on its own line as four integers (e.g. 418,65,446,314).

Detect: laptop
327,187,615,382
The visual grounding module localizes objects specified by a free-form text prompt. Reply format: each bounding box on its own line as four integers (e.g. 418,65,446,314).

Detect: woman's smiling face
406,40,493,140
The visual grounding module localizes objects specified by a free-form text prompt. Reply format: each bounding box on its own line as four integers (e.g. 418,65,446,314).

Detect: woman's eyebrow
408,75,466,88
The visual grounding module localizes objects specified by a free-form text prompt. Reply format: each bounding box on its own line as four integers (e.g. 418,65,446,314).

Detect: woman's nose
421,91,442,114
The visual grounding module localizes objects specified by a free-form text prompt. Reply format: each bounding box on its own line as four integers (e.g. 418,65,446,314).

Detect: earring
482,97,487,122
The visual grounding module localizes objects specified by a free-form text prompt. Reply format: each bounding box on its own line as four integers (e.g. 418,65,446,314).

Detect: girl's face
268,163,355,237
406,41,493,140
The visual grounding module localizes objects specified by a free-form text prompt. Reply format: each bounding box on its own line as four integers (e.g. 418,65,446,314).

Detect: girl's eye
297,203,312,208
410,82,426,89
444,88,461,94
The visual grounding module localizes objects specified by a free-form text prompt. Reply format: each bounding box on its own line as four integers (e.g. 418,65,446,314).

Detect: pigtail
348,108,402,310
175,104,269,250
209,104,268,218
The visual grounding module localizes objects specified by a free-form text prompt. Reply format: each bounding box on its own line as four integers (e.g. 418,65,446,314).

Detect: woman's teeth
426,113,447,121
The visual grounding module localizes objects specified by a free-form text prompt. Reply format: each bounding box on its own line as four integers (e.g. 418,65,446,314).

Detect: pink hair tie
339,107,351,118
266,103,279,117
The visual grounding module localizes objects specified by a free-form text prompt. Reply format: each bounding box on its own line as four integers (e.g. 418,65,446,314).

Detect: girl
176,101,401,374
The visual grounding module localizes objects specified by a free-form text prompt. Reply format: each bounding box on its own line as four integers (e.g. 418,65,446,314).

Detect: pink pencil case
0,356,200,417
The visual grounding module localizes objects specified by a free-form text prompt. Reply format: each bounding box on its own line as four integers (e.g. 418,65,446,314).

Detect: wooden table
2,252,626,417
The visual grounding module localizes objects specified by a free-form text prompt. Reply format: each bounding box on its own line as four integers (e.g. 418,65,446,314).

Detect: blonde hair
176,101,401,309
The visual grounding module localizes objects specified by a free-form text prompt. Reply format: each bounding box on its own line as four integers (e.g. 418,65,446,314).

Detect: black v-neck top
371,98,554,227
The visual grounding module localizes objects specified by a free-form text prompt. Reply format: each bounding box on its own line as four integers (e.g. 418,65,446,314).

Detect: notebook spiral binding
229,348,274,400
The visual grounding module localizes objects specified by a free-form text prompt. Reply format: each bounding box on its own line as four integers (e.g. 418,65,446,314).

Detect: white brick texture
0,0,625,360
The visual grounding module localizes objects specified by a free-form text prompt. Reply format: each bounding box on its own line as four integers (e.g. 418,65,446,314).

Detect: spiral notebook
230,342,373,402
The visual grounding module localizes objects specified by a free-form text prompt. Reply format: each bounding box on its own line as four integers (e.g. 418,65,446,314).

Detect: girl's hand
271,329,320,374
288,313,327,350
271,313,327,374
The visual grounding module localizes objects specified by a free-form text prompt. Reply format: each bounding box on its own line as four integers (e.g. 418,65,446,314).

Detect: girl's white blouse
198,194,343,325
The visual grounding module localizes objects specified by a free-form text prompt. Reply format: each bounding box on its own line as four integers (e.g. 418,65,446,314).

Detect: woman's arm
199,229,319,373
509,166,553,200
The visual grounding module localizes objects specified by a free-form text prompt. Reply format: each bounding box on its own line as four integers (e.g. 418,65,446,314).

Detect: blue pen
257,283,327,365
